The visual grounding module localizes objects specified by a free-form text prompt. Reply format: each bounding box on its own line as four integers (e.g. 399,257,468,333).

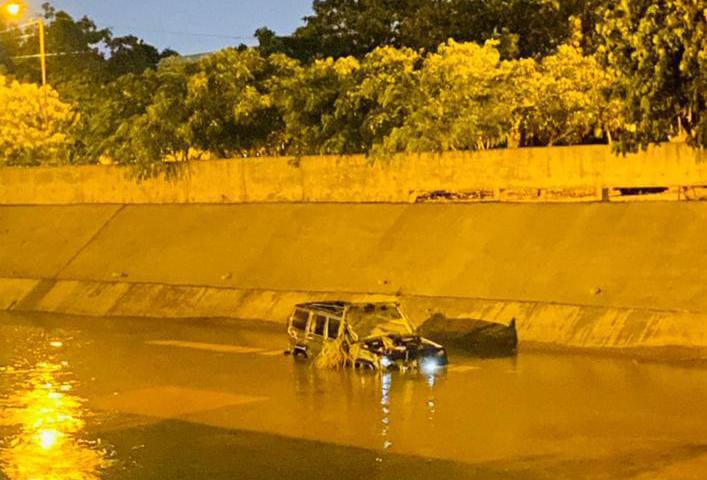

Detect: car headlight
380,356,393,369
420,358,441,374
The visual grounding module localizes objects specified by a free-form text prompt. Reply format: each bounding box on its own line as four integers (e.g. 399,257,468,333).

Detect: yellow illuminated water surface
1,313,707,479
0,341,113,480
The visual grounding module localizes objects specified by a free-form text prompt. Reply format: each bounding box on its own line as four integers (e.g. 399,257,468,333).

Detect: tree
596,0,706,150
0,17,21,75
80,50,288,176
255,27,319,63
74,59,192,178
107,35,175,77
382,40,514,153
120,63,194,178
186,49,283,157
0,2,180,171
292,0,403,59
516,43,625,146
77,69,162,166
21,4,111,101
0,76,77,166
339,46,420,152
269,54,361,154
1,3,172,100
269,0,609,61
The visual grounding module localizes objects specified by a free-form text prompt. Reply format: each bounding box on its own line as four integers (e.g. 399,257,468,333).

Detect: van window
313,315,327,336
327,318,341,339
292,309,309,331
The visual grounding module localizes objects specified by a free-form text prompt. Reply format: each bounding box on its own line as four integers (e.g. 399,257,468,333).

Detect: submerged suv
287,301,448,372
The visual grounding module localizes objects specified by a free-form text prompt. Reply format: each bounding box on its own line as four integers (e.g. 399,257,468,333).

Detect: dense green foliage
77,39,622,169
78,50,285,178
595,0,706,150
0,75,76,166
0,1,703,175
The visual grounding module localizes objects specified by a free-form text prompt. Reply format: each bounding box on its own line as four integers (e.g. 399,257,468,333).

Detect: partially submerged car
287,301,448,372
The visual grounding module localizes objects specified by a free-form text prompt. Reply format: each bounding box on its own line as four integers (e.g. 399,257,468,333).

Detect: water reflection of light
0,354,113,480
426,374,437,422
380,372,392,408
376,372,393,463
37,429,61,450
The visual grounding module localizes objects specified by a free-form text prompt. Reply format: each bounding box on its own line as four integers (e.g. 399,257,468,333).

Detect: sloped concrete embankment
1,203,706,355
2,278,705,355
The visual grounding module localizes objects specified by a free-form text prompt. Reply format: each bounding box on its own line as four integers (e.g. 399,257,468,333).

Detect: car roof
346,303,415,339
295,301,349,316
295,301,402,314
295,301,414,338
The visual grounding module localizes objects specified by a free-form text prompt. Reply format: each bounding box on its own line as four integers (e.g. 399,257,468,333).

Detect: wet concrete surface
1,311,706,479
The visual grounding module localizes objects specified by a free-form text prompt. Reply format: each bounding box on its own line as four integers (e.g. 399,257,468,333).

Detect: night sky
29,0,313,54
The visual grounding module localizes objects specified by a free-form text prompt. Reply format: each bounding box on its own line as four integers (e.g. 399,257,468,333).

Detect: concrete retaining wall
1,202,706,354
2,277,705,353
2,203,705,313
0,143,705,205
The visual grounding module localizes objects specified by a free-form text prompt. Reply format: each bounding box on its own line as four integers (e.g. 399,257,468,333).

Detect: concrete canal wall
1,143,706,355
1,202,706,354
0,143,705,205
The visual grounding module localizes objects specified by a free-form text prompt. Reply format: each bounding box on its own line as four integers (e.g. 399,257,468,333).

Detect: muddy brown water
1,311,706,479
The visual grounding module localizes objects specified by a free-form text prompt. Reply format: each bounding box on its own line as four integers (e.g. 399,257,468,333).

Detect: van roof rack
295,301,401,316
296,301,350,315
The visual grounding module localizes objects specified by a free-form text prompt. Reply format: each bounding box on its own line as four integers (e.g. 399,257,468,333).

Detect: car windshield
346,304,415,340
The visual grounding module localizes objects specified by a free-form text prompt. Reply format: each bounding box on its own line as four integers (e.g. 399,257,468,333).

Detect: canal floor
1,312,706,479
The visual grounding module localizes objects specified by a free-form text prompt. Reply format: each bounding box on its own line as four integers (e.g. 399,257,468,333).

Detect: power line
2,22,257,41
11,51,88,59
106,25,256,41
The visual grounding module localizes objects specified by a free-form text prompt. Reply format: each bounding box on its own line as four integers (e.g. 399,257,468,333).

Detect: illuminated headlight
380,356,394,369
420,358,441,374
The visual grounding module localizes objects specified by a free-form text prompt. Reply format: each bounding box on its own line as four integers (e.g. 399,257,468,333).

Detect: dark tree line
257,0,607,60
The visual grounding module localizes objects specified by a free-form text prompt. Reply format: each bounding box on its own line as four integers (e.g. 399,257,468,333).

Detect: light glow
37,429,61,450
5,2,22,17
420,358,441,375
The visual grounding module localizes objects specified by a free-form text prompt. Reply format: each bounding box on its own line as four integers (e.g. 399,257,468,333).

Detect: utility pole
38,16,46,86
2,2,46,86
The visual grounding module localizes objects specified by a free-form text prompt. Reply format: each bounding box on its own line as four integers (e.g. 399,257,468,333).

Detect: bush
0,76,77,166
382,40,514,153
514,45,626,146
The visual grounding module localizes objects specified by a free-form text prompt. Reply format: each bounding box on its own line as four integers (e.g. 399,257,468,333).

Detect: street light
4,2,21,17
1,1,47,86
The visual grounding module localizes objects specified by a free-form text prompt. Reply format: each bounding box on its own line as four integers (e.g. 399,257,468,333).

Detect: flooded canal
1,311,706,479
